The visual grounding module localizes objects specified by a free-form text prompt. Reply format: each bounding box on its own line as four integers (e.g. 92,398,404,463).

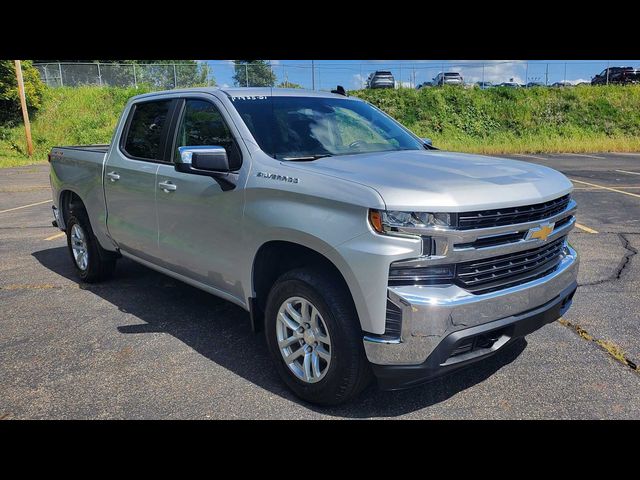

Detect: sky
204,60,640,89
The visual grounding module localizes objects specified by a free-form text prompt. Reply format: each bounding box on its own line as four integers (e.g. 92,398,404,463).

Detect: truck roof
131,87,353,102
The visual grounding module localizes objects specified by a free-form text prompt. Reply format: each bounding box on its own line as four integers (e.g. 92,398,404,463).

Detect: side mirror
178,146,230,173
421,138,438,150
175,146,237,191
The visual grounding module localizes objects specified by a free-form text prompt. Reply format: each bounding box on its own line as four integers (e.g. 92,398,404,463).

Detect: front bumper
371,281,577,390
363,244,578,386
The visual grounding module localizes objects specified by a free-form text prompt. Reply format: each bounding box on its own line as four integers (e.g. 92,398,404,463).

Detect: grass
2,84,640,168
352,84,640,154
0,85,150,168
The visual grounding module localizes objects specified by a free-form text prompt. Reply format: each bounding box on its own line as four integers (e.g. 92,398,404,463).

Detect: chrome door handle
158,181,177,192
106,171,120,182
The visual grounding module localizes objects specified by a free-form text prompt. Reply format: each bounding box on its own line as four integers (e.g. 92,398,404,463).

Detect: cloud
457,61,526,84
352,73,367,89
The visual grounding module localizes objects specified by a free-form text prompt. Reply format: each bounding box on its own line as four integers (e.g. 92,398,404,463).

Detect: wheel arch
59,189,87,229
250,240,361,334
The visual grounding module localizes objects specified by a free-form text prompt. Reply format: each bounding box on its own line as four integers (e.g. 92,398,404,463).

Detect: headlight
369,209,452,236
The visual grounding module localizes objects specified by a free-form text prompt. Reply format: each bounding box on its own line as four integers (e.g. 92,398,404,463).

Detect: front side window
174,99,242,170
124,100,172,161
231,96,424,160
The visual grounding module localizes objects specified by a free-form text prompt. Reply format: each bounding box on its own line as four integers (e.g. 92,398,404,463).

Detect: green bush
0,60,45,126
352,85,640,153
0,85,150,162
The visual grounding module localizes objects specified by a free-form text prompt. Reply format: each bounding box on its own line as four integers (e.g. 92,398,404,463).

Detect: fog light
388,263,455,285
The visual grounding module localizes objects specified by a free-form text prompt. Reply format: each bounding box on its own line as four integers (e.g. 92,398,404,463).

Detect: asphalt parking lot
1,152,639,419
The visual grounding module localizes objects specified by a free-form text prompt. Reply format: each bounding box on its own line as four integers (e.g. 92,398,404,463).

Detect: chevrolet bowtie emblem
526,222,555,241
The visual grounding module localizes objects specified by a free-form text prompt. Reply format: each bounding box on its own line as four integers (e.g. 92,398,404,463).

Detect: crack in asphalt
578,233,637,287
558,318,639,373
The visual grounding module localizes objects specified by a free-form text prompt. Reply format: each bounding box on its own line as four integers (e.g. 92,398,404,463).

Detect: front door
155,97,246,300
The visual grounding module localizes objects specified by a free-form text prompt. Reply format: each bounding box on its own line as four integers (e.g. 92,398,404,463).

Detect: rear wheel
66,212,116,283
265,268,372,405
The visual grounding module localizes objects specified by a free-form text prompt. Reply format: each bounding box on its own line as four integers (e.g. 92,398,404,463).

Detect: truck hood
286,150,573,211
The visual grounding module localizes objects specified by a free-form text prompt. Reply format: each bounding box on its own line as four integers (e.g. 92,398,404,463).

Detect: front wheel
264,268,372,406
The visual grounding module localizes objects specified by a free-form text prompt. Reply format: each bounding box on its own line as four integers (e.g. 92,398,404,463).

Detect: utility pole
14,61,34,157
545,63,549,86
311,60,315,90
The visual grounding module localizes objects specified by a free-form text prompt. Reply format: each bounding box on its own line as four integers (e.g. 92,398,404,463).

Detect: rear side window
123,100,172,161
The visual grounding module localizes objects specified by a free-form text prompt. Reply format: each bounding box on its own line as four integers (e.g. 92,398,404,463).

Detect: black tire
264,268,372,406
66,211,117,283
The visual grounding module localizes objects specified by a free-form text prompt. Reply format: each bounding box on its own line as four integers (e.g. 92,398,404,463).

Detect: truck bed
54,144,110,154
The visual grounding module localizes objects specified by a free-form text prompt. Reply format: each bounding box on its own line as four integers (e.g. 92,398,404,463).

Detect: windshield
230,95,424,160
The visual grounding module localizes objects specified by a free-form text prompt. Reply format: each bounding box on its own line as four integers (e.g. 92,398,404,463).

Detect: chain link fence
34,61,638,91
34,63,213,89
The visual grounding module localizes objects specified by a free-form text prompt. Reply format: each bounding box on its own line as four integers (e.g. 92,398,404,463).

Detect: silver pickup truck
48,87,579,405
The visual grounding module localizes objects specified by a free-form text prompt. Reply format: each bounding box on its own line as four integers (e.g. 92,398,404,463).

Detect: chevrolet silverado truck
49,87,579,405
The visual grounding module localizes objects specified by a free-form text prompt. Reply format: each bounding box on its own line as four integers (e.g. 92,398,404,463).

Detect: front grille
455,237,566,294
455,231,526,250
456,195,570,230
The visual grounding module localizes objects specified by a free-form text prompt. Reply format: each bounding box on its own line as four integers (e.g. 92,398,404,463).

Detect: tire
66,211,116,283
264,268,372,406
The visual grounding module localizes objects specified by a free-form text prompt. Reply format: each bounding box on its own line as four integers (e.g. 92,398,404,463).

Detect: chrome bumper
363,243,579,365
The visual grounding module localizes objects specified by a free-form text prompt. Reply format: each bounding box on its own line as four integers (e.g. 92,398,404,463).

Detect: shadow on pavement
33,246,526,418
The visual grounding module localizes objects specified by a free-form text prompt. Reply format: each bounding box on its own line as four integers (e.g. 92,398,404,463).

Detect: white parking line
44,232,65,241
575,223,599,234
615,169,640,176
512,154,551,161
608,152,640,156
567,153,608,159
570,179,640,199
0,199,51,215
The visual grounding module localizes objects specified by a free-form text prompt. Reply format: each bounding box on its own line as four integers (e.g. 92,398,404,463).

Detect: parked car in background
417,81,433,89
591,67,640,85
366,71,395,89
497,82,521,88
525,82,545,88
433,72,464,86
475,81,493,90
551,81,573,88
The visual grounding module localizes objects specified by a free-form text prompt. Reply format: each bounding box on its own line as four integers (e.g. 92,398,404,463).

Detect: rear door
154,96,247,300
104,98,177,262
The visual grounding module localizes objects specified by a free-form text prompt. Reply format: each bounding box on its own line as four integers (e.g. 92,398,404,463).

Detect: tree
277,80,303,89
0,60,45,126
233,60,276,87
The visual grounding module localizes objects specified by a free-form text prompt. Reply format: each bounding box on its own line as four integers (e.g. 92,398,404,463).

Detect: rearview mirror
178,146,230,173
